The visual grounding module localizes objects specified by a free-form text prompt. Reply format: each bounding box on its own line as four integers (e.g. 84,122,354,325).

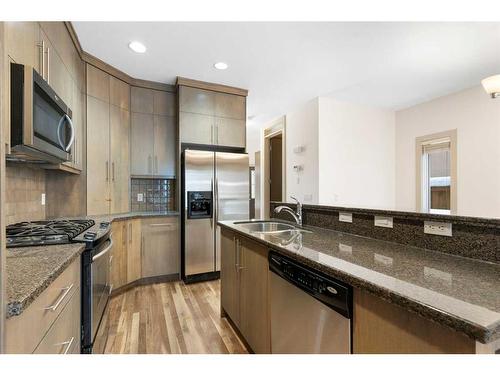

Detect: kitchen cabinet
178,85,246,148
220,228,271,353
131,86,177,177
126,219,142,283
110,219,142,290
5,257,81,354
141,217,179,278
86,64,131,215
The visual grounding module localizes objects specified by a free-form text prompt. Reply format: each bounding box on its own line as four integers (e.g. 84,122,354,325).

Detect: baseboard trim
111,273,180,297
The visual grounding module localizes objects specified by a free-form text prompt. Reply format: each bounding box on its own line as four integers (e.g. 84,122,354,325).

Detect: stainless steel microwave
9,63,74,163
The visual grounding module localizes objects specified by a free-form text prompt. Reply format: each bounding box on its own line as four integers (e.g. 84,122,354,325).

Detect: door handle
37,40,45,79
129,222,132,243
105,161,109,181
112,162,115,182
54,336,75,354
155,155,158,174
46,46,50,83
56,114,75,152
44,284,74,312
148,155,152,174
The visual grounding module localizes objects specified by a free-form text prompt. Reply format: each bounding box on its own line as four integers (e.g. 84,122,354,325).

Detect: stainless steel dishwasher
269,251,352,353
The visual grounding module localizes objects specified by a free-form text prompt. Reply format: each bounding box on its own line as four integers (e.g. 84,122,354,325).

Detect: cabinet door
131,86,154,114
141,217,179,278
126,219,142,283
86,96,111,215
87,64,110,102
130,112,154,176
215,93,246,120
179,86,215,115
154,115,176,177
110,76,130,110
5,22,38,69
215,118,246,148
69,81,83,170
239,237,270,354
110,221,127,290
220,229,240,328
179,111,214,145
153,90,176,116
110,106,130,213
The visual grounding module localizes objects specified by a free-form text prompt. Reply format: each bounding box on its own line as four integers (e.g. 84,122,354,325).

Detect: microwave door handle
57,114,75,152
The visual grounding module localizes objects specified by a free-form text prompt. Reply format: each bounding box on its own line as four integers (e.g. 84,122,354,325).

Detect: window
416,130,457,215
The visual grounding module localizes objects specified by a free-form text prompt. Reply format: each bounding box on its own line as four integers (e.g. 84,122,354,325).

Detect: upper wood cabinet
130,86,177,177
178,85,246,148
86,64,131,215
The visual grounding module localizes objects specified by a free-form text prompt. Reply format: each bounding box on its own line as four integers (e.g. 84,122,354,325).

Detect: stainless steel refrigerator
183,149,249,280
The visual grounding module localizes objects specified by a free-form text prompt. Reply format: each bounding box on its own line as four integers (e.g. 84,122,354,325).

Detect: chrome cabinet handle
37,40,45,79
44,284,74,312
112,162,115,181
149,223,174,228
55,336,75,354
46,46,50,83
215,124,218,144
128,222,132,243
148,155,152,174
215,176,219,224
155,155,158,174
105,161,109,181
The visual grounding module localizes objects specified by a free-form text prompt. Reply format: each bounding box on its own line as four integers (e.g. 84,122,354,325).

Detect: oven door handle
92,238,113,262
57,114,75,152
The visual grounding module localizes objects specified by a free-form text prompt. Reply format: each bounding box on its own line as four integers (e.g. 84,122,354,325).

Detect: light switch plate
339,212,353,223
137,193,144,202
374,216,393,228
41,193,46,206
424,221,452,237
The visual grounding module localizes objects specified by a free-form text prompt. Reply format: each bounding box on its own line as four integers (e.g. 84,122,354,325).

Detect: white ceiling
73,22,500,127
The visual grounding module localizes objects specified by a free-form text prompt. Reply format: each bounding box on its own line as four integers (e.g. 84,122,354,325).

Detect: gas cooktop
6,219,96,248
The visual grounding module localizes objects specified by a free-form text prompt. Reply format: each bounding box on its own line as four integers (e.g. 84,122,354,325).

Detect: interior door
215,152,249,271
184,150,215,276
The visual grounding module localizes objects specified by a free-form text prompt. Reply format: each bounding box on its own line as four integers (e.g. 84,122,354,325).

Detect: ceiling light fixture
214,62,228,70
128,41,147,54
481,74,500,98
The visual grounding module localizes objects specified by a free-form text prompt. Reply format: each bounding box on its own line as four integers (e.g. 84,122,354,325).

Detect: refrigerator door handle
210,177,214,228
214,176,219,224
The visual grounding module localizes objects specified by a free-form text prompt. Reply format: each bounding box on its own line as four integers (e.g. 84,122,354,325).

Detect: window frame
415,130,457,215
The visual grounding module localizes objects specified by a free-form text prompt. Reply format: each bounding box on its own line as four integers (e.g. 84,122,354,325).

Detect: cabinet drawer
34,287,81,354
5,257,81,353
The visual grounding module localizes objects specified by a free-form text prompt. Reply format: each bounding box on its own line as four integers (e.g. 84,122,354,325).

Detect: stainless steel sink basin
233,220,311,234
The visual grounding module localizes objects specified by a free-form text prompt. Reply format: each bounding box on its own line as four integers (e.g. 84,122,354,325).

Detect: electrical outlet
424,221,452,237
374,216,393,228
137,193,144,202
41,193,46,206
339,212,352,223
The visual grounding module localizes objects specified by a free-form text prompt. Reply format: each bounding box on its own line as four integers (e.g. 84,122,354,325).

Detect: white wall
395,85,500,218
246,125,261,167
318,98,396,208
285,98,319,204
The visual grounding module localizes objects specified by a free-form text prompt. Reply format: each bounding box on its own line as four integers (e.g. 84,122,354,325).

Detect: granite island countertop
218,220,500,344
6,243,85,318
88,211,179,223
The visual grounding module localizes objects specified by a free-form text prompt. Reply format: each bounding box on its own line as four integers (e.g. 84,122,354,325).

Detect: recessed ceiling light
214,62,228,70
129,41,146,54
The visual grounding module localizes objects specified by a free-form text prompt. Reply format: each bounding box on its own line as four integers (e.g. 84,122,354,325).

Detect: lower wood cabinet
220,228,271,353
141,217,179,278
5,257,81,354
110,216,179,291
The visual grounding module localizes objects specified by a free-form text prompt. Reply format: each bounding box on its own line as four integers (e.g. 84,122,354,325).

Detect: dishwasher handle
269,251,352,319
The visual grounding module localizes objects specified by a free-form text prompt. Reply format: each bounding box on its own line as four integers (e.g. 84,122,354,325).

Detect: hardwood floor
95,280,249,354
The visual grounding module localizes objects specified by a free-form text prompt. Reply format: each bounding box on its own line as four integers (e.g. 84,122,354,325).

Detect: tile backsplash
5,163,46,225
131,178,176,212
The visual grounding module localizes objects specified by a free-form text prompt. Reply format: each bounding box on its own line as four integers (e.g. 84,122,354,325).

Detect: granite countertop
6,243,85,318
88,211,180,222
218,220,500,344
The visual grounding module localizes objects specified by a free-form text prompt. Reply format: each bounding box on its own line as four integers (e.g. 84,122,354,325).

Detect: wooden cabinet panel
126,219,142,283
86,95,111,215
110,76,130,110
154,115,176,177
215,92,246,120
216,117,246,148
87,64,110,102
220,229,240,328
179,111,214,145
179,86,215,115
70,82,84,170
130,112,155,176
5,258,81,354
131,86,154,113
353,289,475,354
141,217,179,278
154,90,176,116
239,237,270,354
110,106,130,213
5,22,38,69
33,287,81,354
111,221,128,290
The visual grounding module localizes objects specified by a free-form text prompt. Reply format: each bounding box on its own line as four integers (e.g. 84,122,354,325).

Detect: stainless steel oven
9,62,74,163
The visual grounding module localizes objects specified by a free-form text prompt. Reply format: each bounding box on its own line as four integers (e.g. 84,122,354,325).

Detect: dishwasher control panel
269,251,352,319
